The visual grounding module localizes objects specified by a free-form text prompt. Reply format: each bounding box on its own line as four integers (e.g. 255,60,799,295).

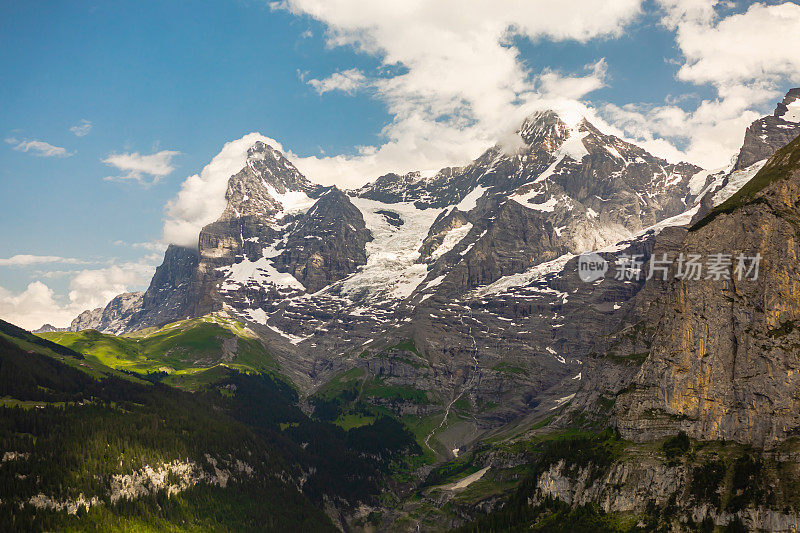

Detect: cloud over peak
162,133,283,248
270,0,641,186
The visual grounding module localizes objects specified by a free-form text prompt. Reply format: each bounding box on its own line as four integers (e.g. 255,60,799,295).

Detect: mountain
614,133,800,448
59,103,722,431
1,317,426,531
68,291,144,334
41,312,281,389
32,323,66,333
71,106,711,421
445,94,800,533
734,88,800,171
689,88,800,224
45,89,800,530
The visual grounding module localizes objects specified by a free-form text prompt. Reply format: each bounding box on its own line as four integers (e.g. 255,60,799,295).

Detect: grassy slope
0,324,338,532
4,317,427,531
39,313,277,389
0,326,149,387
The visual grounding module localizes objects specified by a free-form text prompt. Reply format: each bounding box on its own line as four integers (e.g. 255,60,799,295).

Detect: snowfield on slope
339,198,444,300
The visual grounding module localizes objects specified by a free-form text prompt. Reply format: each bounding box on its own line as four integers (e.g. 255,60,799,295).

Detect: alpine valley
4,89,800,532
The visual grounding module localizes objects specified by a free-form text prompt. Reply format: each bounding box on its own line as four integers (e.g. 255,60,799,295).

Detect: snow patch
688,168,718,196
550,393,575,410
340,198,444,300
558,129,590,161
604,144,624,161
712,160,767,206
219,253,305,291
472,254,573,298
265,185,316,218
532,154,564,184
431,223,473,260
424,274,446,289
781,99,800,123
246,308,268,324
510,187,559,211
448,466,490,490
457,186,487,211
267,324,312,344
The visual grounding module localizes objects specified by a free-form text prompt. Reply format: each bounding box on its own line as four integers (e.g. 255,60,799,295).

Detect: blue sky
2,0,799,328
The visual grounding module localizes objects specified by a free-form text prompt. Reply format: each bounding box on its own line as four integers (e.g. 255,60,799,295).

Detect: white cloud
103,150,180,186
307,68,367,94
268,0,642,186
113,240,168,253
161,0,799,249
601,1,800,169
0,282,70,330
0,255,88,267
670,2,800,88
537,60,609,101
66,263,153,311
69,119,93,137
162,133,284,248
658,0,718,29
0,258,159,330
600,94,765,168
5,137,72,157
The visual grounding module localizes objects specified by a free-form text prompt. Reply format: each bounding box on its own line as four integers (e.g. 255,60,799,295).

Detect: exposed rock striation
274,187,372,292
615,134,800,448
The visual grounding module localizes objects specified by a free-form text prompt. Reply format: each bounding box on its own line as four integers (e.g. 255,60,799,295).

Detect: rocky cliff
274,187,372,292
69,292,143,334
734,88,800,171
614,134,800,448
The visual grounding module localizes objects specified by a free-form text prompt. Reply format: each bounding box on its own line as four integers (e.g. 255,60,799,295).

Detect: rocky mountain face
613,133,800,448
690,89,800,224
273,187,372,292
544,91,800,450
69,292,144,335
734,88,800,171
62,104,703,455
129,244,200,330
68,92,800,457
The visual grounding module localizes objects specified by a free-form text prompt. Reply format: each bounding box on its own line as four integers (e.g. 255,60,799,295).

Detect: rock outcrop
734,88,800,171
69,292,143,334
33,324,66,333
274,187,372,292
615,134,800,448
127,244,200,330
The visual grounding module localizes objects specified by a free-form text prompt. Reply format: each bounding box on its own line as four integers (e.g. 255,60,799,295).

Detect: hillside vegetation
39,313,277,389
